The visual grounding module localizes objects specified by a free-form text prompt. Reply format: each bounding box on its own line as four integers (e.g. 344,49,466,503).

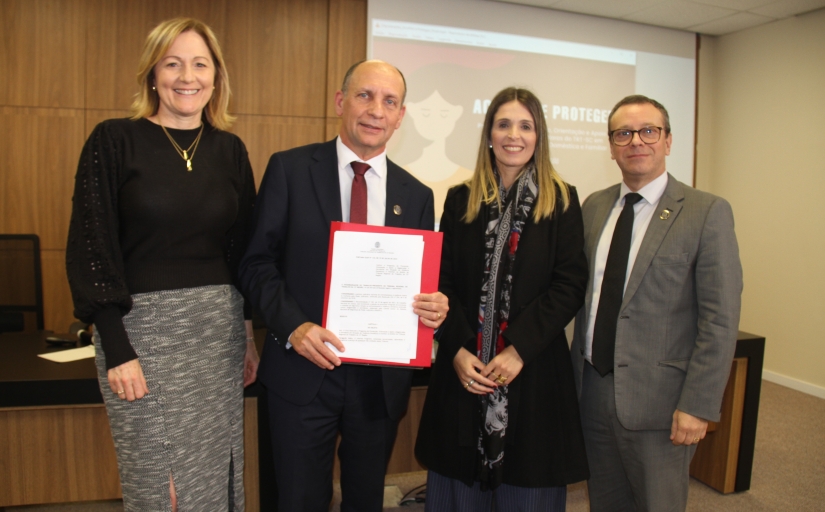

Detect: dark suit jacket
239,139,435,420
571,174,743,429
415,183,590,487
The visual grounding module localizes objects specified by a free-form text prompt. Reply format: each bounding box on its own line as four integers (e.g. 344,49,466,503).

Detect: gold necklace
161,123,204,171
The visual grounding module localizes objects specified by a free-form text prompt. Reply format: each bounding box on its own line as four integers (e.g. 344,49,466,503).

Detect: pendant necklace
161,123,204,171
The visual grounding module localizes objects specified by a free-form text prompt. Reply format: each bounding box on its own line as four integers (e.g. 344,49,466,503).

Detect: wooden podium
689,332,765,493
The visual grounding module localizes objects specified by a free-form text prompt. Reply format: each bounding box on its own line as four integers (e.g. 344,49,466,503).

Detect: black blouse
66,118,255,369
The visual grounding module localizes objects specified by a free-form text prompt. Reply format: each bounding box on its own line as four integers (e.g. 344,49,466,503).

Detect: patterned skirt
95,285,246,511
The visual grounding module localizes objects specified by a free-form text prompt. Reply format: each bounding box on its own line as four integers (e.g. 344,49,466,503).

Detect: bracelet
246,337,255,343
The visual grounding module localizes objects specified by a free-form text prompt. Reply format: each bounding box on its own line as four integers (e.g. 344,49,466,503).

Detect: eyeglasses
609,126,663,146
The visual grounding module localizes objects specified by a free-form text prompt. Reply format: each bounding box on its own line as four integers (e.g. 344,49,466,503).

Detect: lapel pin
393,205,402,216
660,209,671,220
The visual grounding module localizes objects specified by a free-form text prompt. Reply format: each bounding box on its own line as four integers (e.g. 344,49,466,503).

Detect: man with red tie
239,60,448,512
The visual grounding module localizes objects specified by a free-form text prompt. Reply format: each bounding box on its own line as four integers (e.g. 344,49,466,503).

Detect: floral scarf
475,163,537,489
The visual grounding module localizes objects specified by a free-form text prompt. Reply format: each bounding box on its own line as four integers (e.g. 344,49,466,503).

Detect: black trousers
266,364,398,512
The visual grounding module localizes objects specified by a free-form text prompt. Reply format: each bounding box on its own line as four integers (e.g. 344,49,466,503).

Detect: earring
489,144,493,148
152,86,156,91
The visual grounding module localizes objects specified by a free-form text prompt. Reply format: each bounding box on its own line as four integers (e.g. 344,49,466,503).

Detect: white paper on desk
38,344,95,363
326,231,424,362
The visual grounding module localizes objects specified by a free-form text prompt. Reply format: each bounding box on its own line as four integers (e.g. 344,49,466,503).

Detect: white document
38,344,95,363
326,231,424,362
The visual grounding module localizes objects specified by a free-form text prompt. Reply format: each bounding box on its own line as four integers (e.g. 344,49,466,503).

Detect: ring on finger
466,379,476,388
436,312,441,319
496,375,507,384
116,389,125,394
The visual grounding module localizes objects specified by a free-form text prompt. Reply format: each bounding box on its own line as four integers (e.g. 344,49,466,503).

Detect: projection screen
368,0,697,220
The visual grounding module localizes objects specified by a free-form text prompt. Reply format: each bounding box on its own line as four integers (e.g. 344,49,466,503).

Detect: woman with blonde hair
416,87,589,510
66,18,257,511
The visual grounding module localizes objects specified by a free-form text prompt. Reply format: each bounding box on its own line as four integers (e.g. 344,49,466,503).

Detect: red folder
322,221,443,368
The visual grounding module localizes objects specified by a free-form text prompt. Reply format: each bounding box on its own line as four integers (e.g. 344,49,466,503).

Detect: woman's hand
453,347,496,395
482,345,524,386
243,340,260,387
107,359,149,401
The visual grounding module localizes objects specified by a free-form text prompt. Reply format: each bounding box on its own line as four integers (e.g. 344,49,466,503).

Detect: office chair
0,234,45,333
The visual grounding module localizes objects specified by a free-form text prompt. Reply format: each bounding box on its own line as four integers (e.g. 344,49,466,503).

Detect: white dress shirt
287,138,390,348
336,137,387,227
584,172,669,362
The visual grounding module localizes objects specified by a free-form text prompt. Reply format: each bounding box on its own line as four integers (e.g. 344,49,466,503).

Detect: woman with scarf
415,87,589,511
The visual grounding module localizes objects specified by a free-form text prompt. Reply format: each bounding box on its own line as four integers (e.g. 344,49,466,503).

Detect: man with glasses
570,95,743,511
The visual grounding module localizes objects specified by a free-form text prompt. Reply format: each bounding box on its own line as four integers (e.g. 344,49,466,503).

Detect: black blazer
415,183,590,487
239,139,435,420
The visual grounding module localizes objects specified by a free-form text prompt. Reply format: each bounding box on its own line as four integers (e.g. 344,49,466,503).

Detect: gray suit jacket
571,174,743,430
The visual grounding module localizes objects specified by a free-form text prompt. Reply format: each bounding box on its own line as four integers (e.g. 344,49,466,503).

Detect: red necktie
350,162,370,224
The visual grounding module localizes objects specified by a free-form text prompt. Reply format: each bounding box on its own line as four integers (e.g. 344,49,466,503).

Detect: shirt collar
336,136,387,179
620,171,668,206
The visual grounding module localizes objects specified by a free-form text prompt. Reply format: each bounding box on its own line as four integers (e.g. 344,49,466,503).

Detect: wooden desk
0,332,261,510
689,331,765,493
0,329,431,510
3,331,766,505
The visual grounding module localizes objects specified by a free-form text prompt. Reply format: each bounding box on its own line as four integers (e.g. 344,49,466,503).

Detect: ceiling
493,0,825,35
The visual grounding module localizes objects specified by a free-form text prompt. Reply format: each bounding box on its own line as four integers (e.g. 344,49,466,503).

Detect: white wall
696,9,825,396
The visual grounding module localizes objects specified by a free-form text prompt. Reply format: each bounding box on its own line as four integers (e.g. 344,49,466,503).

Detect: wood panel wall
0,0,366,331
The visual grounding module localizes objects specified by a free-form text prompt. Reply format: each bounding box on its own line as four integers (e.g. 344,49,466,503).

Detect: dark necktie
592,192,643,376
350,162,370,224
